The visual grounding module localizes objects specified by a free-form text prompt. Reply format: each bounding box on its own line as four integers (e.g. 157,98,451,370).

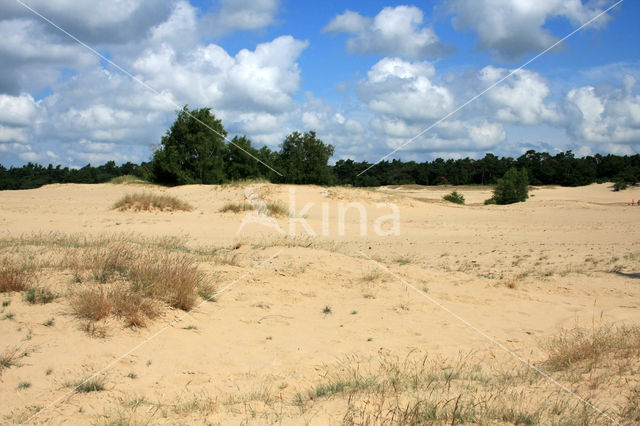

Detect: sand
0,182,639,424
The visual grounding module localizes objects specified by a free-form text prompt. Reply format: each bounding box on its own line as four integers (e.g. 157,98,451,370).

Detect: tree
489,167,529,205
224,136,262,181
276,131,334,185
151,106,227,184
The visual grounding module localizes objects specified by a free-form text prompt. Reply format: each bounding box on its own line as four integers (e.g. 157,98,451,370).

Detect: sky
0,0,639,168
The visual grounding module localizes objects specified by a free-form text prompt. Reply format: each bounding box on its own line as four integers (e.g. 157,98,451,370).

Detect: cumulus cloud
565,76,640,145
479,66,561,125
357,58,454,122
0,93,39,126
324,6,450,58
446,0,611,60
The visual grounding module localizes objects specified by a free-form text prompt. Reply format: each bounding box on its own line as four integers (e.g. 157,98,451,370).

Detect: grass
0,233,212,333
543,323,640,372
322,305,332,315
220,201,289,217
0,347,29,375
74,377,106,393
0,259,33,292
17,381,31,390
23,286,56,304
113,193,192,212
109,175,147,185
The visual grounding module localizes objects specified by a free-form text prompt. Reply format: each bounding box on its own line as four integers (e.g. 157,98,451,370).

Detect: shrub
113,193,192,212
443,191,465,205
613,181,629,191
487,168,529,205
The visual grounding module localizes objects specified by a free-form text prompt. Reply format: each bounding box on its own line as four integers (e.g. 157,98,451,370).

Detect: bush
443,191,465,205
487,168,529,205
613,181,629,191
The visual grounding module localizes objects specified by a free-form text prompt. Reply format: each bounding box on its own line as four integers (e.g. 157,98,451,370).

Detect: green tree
224,136,261,181
276,131,334,185
490,167,529,205
151,106,227,184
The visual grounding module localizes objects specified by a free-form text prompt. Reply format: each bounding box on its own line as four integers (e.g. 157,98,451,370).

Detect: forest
1,106,638,190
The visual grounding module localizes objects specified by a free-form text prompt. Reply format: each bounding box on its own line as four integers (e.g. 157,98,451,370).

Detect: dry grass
0,233,211,333
543,323,640,372
220,201,289,217
0,259,33,292
113,193,192,212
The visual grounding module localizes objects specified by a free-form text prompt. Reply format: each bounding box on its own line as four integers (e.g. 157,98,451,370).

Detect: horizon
1,0,639,169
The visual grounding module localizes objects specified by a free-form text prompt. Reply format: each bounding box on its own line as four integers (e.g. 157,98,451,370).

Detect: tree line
1,106,638,191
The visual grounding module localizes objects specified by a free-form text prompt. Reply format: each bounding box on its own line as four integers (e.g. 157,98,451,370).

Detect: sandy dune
0,182,639,424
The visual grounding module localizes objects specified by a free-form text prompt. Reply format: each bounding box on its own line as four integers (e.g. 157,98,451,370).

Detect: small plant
351,310,358,315
17,381,31,390
74,377,106,393
113,193,192,212
23,287,56,304
322,305,332,315
43,318,54,327
3,312,15,320
443,190,465,205
126,372,138,379
0,347,28,375
2,300,10,307
45,368,53,376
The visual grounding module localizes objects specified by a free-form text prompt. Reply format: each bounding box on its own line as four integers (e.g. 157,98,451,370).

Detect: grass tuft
23,286,56,304
0,259,33,292
113,193,192,212
74,377,106,393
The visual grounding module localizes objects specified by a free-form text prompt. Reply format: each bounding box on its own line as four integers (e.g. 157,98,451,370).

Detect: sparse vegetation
17,381,31,390
443,190,465,205
220,201,289,217
322,305,332,315
113,193,193,212
23,286,56,304
543,323,640,372
74,377,106,393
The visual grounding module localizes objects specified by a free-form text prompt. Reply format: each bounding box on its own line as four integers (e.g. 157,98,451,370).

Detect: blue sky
0,0,638,168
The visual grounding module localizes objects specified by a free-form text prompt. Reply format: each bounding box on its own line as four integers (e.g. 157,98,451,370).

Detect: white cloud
565,76,640,145
446,0,610,60
204,0,279,35
0,93,39,126
324,6,450,58
479,66,560,125
357,58,454,122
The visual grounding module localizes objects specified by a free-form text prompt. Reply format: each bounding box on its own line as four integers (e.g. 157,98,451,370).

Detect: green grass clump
109,175,147,185
74,377,106,393
443,190,465,205
23,287,56,304
113,193,192,212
